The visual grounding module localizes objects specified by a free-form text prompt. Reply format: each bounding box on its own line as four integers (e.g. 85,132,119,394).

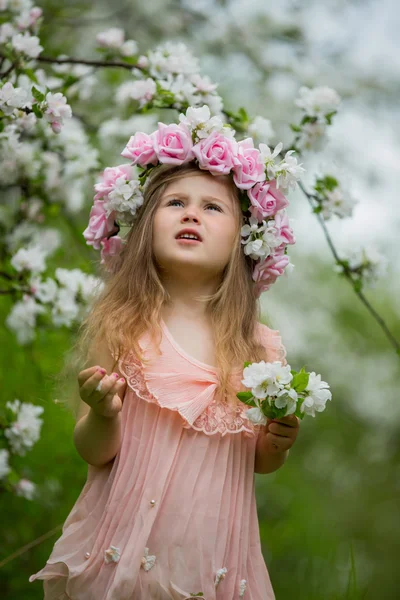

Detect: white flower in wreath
104,545,121,564
239,578,247,597
141,547,156,571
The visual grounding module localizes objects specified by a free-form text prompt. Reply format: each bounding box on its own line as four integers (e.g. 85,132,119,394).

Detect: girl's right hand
78,366,127,418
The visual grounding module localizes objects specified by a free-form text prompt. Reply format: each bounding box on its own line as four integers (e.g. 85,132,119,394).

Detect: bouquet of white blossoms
237,360,332,424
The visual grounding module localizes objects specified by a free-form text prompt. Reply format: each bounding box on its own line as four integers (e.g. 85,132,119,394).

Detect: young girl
29,137,300,599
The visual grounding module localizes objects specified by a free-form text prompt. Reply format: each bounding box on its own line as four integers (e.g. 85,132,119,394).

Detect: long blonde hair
57,162,272,419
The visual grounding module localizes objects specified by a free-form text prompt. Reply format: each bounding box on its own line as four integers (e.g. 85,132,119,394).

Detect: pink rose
274,211,295,246
94,164,133,201
232,138,266,190
121,132,158,166
252,249,289,297
83,202,117,250
192,131,238,175
248,179,289,221
152,122,194,165
100,235,124,262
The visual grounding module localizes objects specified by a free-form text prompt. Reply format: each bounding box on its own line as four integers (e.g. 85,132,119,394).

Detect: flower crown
83,105,305,296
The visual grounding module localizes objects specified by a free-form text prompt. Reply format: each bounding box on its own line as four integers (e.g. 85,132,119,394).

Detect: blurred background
1,0,399,598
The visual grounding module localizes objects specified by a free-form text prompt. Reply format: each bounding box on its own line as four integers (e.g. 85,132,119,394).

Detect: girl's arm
74,408,123,468
73,339,125,468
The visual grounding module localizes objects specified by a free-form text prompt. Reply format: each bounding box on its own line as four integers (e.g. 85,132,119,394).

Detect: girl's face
152,172,240,281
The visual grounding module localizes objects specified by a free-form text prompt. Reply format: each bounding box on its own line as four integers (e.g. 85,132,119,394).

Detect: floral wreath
83,105,305,297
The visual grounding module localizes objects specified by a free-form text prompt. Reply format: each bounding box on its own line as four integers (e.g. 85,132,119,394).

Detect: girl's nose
182,213,200,223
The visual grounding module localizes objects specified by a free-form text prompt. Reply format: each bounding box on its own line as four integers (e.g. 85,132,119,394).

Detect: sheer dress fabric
29,320,287,600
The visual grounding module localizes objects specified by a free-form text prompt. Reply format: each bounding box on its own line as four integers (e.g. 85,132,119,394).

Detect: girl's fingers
95,375,124,404
80,370,118,401
77,365,102,387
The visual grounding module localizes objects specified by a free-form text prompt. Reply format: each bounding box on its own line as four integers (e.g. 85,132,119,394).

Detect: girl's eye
167,199,222,212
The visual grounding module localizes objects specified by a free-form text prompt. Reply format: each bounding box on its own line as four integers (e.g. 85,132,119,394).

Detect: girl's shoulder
256,321,287,365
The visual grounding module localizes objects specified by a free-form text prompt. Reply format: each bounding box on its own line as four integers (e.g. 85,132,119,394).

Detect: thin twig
0,524,62,568
297,181,400,353
37,55,140,72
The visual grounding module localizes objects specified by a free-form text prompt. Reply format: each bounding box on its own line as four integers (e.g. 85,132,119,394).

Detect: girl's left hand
264,414,300,453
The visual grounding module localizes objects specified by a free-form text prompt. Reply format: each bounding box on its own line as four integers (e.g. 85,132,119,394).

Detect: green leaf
324,175,338,191
23,68,39,84
292,372,309,392
294,403,306,420
31,86,45,102
236,392,256,407
325,110,337,125
243,361,251,368
240,194,250,213
31,104,43,118
290,123,302,132
238,107,248,121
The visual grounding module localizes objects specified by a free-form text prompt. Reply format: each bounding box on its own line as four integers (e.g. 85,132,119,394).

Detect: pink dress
29,319,286,600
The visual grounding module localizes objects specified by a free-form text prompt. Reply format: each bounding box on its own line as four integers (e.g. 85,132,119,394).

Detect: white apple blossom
120,39,138,57
179,105,231,139
29,276,58,303
98,114,157,143
0,22,16,43
241,360,271,389
104,177,144,223
248,116,275,144
200,92,224,115
0,449,11,480
5,399,44,456
55,268,103,302
296,121,328,152
259,141,283,176
0,82,31,115
11,244,47,273
63,179,86,213
295,86,341,119
51,287,80,327
41,151,62,191
246,402,267,426
44,92,72,132
274,387,298,414
147,41,199,77
124,78,157,107
301,372,332,417
15,478,37,500
96,27,125,49
241,217,282,261
274,151,306,193
14,110,37,131
334,245,389,288
190,73,218,94
11,31,43,58
321,186,358,220
158,72,197,106
179,104,211,128
15,6,42,29
5,295,46,344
